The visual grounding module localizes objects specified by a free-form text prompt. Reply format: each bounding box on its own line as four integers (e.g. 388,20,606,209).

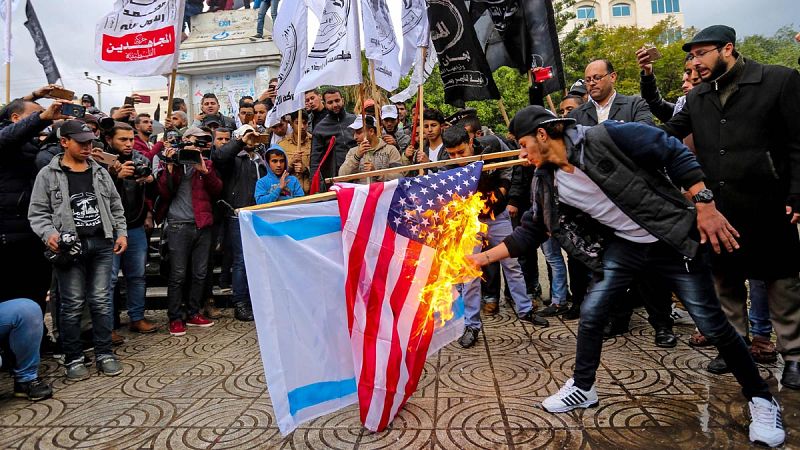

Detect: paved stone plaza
1,305,797,449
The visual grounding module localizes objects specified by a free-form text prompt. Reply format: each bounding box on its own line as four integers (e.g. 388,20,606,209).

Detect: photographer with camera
212,125,270,322
155,127,222,336
28,120,128,381
104,122,158,334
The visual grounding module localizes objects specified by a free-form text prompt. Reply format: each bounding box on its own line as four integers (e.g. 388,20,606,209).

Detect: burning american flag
336,162,486,431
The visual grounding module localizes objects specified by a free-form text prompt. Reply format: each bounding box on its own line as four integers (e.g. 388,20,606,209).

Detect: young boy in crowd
254,145,305,204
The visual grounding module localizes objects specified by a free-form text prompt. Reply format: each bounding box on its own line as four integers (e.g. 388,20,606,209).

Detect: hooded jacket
254,146,304,204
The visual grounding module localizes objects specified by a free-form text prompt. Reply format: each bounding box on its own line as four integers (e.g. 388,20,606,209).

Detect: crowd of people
0,23,797,448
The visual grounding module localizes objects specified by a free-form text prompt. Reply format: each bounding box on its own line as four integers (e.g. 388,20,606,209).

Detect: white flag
360,0,401,91
305,0,325,17
390,38,438,104
296,0,362,93
0,0,19,64
267,0,308,127
95,0,185,76
240,198,464,435
399,0,428,75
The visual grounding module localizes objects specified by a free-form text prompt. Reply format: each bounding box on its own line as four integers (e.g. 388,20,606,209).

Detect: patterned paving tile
1,311,799,449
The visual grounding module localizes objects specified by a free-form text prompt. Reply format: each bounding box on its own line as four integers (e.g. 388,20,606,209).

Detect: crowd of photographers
0,29,797,446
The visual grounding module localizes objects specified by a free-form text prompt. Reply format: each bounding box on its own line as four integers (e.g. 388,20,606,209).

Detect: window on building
577,5,596,19
612,3,631,16
651,0,680,14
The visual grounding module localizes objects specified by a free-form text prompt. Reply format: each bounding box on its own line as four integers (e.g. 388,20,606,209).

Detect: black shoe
458,327,480,348
655,328,677,348
707,354,730,374
602,321,628,340
519,311,550,327
782,361,800,389
234,303,255,322
539,303,569,317
14,378,53,401
563,304,580,320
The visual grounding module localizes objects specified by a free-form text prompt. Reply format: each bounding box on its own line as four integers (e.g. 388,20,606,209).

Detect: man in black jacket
212,125,270,321
469,106,784,448
104,122,158,334
309,88,356,192
661,25,800,388
0,89,65,308
568,59,674,345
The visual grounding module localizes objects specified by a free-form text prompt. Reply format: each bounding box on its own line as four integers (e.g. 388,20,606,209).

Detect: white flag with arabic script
267,0,308,127
95,0,185,76
296,0,362,93
360,0,401,91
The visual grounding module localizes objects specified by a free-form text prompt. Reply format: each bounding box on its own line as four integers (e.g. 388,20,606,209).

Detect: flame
418,193,487,327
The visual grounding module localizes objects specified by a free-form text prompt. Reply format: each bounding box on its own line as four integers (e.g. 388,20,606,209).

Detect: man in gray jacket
28,120,128,381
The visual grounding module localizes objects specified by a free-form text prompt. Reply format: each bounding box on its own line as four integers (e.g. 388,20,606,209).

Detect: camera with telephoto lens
164,135,211,165
43,231,82,266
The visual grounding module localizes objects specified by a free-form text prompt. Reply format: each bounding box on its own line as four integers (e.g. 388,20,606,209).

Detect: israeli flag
239,200,464,435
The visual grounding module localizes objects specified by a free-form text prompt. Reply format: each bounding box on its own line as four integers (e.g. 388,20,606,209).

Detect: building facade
566,0,684,31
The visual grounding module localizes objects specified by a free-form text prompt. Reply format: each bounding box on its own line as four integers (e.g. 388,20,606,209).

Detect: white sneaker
542,378,599,413
748,397,785,448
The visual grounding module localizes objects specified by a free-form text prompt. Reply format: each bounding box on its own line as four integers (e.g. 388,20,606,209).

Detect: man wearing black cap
81,94,102,115
29,119,129,381
467,105,785,447
661,25,800,388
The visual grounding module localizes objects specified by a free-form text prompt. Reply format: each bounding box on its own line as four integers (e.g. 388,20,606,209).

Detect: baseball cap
509,106,575,139
381,105,398,120
183,126,211,138
58,120,97,143
233,124,255,140
568,79,587,96
348,115,376,131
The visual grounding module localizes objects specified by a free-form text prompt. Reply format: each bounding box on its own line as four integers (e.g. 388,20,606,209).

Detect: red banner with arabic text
101,26,175,62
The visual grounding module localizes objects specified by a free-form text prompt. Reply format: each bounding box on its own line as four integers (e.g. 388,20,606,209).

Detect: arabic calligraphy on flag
95,0,185,76
102,26,175,62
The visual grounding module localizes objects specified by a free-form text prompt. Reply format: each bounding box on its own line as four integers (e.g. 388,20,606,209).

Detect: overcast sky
0,0,796,112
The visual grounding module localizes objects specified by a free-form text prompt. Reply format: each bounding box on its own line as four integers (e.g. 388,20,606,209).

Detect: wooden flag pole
417,46,427,176
239,157,529,212
369,60,382,137
497,99,510,127
327,149,520,184
165,69,177,120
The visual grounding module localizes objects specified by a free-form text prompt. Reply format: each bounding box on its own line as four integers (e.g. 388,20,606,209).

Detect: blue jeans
0,299,43,382
255,0,272,35
55,237,115,364
541,237,568,305
228,217,250,306
748,279,772,338
111,226,147,322
461,211,531,329
573,238,770,400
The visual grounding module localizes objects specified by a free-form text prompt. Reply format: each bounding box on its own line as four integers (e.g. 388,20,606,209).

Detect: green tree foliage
391,14,798,134
737,26,799,69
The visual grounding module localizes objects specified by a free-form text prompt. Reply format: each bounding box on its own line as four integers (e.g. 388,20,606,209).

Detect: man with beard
660,25,800,389
104,122,158,334
133,113,162,161
309,88,356,191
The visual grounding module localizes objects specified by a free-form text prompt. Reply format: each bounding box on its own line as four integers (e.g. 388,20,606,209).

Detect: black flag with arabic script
24,0,61,84
427,0,500,107
471,0,565,95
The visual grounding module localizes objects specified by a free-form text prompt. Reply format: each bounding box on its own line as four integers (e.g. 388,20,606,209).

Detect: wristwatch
692,188,714,204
